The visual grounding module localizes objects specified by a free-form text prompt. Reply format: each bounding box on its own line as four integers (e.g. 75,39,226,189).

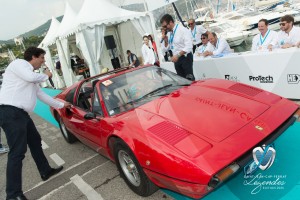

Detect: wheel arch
53,109,60,122
107,134,136,162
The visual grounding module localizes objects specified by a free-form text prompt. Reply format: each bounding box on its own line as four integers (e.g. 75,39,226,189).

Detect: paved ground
0,113,173,200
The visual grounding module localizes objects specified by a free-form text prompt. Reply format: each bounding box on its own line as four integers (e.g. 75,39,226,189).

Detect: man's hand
267,44,273,51
171,55,179,63
63,102,72,109
44,69,52,78
281,43,293,49
202,51,211,57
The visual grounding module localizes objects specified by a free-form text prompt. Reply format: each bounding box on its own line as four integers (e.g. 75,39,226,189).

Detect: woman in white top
141,36,157,65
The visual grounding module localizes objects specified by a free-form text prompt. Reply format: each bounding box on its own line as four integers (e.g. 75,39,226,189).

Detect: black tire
58,116,77,144
113,139,158,197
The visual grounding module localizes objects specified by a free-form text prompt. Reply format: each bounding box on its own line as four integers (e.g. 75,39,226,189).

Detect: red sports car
50,66,299,199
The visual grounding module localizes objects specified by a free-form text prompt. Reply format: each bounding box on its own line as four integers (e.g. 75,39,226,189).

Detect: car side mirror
84,112,97,120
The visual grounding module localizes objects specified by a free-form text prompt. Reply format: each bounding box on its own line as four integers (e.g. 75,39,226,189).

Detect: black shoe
7,194,28,200
41,166,63,181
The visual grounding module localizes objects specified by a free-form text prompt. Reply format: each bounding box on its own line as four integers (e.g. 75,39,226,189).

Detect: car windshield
99,66,191,116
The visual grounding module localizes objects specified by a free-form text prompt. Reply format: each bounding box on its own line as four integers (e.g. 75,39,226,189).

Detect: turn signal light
293,108,300,119
208,163,240,188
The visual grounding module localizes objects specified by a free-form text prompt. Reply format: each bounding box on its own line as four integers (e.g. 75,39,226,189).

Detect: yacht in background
206,22,251,46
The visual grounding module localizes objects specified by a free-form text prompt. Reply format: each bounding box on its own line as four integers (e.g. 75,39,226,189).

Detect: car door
82,82,117,152
83,88,107,148
63,81,95,139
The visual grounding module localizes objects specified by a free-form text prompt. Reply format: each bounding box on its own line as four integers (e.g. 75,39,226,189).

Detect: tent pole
114,25,124,66
143,0,148,11
148,12,163,63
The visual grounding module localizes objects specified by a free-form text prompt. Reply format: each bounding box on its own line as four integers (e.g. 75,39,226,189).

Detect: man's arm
212,39,226,55
37,87,70,109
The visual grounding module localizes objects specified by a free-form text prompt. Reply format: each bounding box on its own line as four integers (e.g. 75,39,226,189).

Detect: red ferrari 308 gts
50,66,299,199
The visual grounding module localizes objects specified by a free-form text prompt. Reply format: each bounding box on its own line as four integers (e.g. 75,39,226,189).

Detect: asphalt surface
0,113,173,200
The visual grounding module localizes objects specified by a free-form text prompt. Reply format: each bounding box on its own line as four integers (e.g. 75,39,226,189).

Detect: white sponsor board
161,48,300,99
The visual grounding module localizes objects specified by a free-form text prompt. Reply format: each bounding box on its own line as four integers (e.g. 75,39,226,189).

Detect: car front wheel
113,139,158,197
58,116,77,144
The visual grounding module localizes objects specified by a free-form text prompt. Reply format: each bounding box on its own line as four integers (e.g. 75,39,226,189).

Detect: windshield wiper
143,84,173,97
175,83,191,86
126,84,173,105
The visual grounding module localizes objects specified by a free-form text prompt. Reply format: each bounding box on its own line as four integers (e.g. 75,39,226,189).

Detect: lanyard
260,29,270,45
169,24,179,45
201,45,207,52
191,27,196,38
216,39,219,49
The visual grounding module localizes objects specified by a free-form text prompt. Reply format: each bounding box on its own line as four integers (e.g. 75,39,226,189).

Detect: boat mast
172,2,186,26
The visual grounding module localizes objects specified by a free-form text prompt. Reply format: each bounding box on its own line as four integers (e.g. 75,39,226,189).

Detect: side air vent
148,121,190,145
229,83,263,97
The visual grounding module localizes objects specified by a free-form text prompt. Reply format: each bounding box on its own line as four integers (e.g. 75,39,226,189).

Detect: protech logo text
249,76,273,83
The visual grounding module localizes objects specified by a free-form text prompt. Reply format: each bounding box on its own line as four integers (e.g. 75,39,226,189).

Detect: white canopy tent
55,2,78,87
57,0,160,81
39,17,65,89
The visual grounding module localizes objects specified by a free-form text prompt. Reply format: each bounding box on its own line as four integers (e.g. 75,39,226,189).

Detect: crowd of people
252,15,300,51
156,14,300,80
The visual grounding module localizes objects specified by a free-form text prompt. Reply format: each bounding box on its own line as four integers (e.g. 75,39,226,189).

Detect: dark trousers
111,57,121,70
0,105,52,199
174,53,195,81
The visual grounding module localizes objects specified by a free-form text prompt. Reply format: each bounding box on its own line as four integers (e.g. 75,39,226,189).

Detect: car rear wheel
58,116,77,144
113,139,158,197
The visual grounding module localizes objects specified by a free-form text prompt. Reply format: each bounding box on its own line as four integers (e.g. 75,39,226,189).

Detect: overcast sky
0,0,84,40
0,0,177,40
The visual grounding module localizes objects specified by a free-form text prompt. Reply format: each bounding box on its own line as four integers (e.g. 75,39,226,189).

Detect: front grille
148,121,190,145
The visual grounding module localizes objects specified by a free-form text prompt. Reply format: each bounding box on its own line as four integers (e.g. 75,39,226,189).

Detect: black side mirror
84,112,97,120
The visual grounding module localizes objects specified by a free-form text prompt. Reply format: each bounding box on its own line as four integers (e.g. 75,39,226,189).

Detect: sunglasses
201,37,207,39
188,23,194,26
279,22,286,26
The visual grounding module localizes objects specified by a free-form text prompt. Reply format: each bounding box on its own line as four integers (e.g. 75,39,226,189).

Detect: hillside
0,16,63,44
22,16,63,38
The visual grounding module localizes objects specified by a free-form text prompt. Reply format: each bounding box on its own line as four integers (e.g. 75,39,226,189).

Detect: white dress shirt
161,24,193,56
190,25,207,45
251,29,278,51
141,44,156,65
277,26,300,47
0,59,64,112
196,42,214,54
212,38,231,55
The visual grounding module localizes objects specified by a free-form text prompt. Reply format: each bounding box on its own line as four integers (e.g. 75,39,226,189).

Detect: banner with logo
161,48,300,99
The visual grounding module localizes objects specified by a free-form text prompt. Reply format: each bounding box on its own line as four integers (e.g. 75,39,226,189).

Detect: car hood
138,82,270,143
